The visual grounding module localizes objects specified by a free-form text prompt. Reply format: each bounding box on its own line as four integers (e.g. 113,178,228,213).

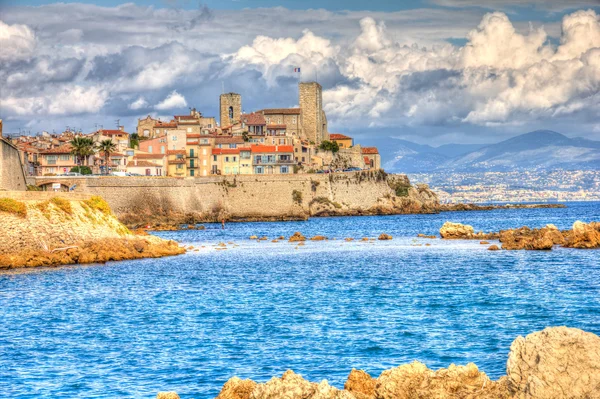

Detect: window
213,155,217,161
281,166,289,174
156,129,160,134
201,139,208,144
148,145,153,153
172,136,177,141
266,117,270,124
241,151,250,159
202,149,207,155
190,169,195,176
190,160,195,167
203,159,207,166
230,144,237,149
278,118,282,124
233,167,238,174
279,139,285,145
176,164,183,169
47,155,57,165
59,155,70,161
229,106,234,120
255,155,262,164
255,166,264,174
187,127,192,133
161,146,165,154
190,149,194,157
225,167,230,174
232,156,237,162
143,129,150,136
292,117,296,124
127,150,134,156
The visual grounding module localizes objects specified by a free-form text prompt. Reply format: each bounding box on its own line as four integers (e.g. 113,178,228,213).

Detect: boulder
507,326,600,399
289,232,306,242
216,376,257,399
480,241,490,245
249,370,354,399
376,361,509,399
156,393,180,399
378,234,393,240
249,235,258,240
564,221,600,249
344,369,375,399
499,226,564,250
439,222,475,239
488,245,500,251
310,235,328,241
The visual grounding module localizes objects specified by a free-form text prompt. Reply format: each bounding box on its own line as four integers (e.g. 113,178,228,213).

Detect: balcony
188,164,198,169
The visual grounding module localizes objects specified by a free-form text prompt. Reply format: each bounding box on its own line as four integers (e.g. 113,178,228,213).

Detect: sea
1,202,599,398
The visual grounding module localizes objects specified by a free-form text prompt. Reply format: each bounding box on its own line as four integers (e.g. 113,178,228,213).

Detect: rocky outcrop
564,221,600,249
205,327,600,399
0,194,184,269
507,327,600,399
377,234,392,240
439,222,498,240
499,225,565,250
289,232,307,242
156,393,180,399
439,203,567,211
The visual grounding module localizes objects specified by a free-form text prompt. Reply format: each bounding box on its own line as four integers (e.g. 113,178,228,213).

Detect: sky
1,0,599,146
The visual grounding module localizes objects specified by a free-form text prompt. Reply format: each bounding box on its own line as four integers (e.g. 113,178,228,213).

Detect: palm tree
97,139,117,175
70,137,94,166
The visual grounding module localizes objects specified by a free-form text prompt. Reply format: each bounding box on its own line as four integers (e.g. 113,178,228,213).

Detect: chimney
119,126,124,131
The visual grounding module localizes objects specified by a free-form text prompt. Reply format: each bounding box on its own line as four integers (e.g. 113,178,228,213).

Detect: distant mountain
383,130,600,173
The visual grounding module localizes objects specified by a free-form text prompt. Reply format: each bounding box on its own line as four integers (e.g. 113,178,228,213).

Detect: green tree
319,140,340,153
129,133,140,149
70,137,95,166
97,139,117,175
70,166,92,175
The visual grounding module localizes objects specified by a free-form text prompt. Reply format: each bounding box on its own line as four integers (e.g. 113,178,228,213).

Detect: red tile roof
186,134,201,138
260,108,301,115
330,133,352,140
361,147,379,154
212,148,241,155
154,121,177,128
100,129,129,136
134,154,165,159
40,145,72,154
168,159,186,164
215,136,245,144
167,150,186,155
242,113,266,125
250,145,294,153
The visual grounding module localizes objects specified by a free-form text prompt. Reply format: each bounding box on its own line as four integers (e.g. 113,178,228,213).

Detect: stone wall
0,137,27,191
299,82,325,144
58,172,438,222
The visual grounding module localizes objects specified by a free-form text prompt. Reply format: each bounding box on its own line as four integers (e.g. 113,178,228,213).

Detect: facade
39,145,77,175
167,150,187,177
126,160,164,176
329,133,353,149
251,145,294,174
361,147,381,170
139,135,168,155
220,93,242,128
299,82,328,144
258,109,302,137
137,116,158,139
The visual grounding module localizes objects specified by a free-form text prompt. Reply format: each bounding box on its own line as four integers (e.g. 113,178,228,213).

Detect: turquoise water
1,202,599,398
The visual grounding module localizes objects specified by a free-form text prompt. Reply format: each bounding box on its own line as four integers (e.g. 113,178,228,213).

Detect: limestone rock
249,236,258,240
289,232,306,242
480,241,490,244
311,235,328,241
216,376,257,399
378,234,392,240
440,222,475,239
156,392,180,399
507,326,600,399
249,370,353,399
564,221,600,249
488,244,500,251
499,226,564,250
376,361,510,399
344,369,375,399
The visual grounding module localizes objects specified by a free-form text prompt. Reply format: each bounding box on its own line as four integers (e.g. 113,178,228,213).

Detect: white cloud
0,20,36,62
154,90,187,110
1,85,106,116
129,96,149,110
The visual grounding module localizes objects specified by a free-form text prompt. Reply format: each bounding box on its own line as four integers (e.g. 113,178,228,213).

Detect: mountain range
378,130,600,173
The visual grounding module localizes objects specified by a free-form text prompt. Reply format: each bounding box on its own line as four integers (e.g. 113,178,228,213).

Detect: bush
71,166,92,175
292,190,303,205
319,140,339,153
27,185,42,191
84,196,112,214
50,197,73,214
0,198,27,218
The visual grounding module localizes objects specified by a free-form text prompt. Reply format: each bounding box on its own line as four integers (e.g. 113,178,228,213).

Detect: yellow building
211,148,242,175
167,150,187,177
329,133,353,149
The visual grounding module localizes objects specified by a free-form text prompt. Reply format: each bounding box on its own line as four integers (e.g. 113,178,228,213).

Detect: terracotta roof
215,136,245,144
154,121,177,128
260,108,301,115
134,154,165,159
330,133,352,140
361,147,379,154
186,134,201,138
250,145,294,153
212,148,241,155
168,159,186,164
40,145,72,154
364,156,370,164
187,141,199,145
127,160,161,167
267,124,287,129
100,129,129,136
167,150,186,155
242,113,266,125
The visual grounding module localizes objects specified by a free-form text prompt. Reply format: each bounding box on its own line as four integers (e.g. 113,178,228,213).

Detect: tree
319,140,339,153
97,139,117,175
70,137,94,166
70,166,92,175
130,133,140,149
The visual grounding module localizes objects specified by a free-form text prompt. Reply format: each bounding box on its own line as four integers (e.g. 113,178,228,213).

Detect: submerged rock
440,222,475,239
310,235,328,241
289,232,306,242
507,326,600,399
488,245,500,251
378,234,393,240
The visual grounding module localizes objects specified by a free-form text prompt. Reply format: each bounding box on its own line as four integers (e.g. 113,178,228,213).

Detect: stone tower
299,82,327,144
220,93,242,128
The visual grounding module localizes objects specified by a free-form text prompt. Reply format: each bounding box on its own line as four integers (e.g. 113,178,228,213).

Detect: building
167,150,187,177
211,148,242,175
257,108,302,137
126,159,164,176
93,128,130,153
329,133,353,149
220,93,242,128
137,115,158,139
39,145,77,175
361,147,381,170
139,135,168,155
299,82,328,144
251,145,295,174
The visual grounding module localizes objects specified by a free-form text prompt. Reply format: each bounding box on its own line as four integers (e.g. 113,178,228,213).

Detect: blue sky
1,0,599,146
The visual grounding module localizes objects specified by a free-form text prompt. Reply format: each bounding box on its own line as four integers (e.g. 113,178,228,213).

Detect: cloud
0,20,36,62
129,96,149,110
155,90,187,110
1,85,106,116
429,0,600,12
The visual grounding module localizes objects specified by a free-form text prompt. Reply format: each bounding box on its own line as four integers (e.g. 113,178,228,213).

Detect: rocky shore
438,220,600,250
439,203,567,212
0,195,184,269
156,326,600,399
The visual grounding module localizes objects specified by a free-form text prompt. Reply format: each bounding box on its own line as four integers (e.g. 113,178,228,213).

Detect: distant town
410,170,600,203
3,82,380,178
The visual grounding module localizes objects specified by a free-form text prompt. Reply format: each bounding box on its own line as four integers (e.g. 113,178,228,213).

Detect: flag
294,67,301,73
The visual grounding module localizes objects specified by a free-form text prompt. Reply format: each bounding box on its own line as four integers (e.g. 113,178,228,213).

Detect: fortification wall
0,138,27,191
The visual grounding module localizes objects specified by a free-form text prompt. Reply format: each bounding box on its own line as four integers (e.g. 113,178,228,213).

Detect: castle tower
299,82,326,144
220,93,242,128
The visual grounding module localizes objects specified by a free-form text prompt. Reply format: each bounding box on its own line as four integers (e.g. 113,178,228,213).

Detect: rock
186,224,196,230
218,242,227,247
278,236,285,240
271,240,279,243
361,238,369,242
289,232,306,242
310,235,328,241
216,376,257,399
417,234,436,239
440,222,475,239
378,233,393,240
258,236,268,241
499,226,563,250
488,244,500,251
376,361,510,399
564,221,600,249
249,235,258,240
249,370,354,399
156,393,180,399
480,241,490,244
345,238,354,242
344,369,375,399
198,225,206,230
507,326,600,399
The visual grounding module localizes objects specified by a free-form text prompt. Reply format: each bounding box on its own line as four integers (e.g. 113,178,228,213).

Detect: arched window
229,106,234,120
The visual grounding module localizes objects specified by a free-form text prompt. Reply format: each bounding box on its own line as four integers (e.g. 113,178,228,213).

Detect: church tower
220,93,242,128
299,82,327,144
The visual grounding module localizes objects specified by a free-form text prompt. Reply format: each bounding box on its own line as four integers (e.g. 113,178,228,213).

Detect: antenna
115,119,120,129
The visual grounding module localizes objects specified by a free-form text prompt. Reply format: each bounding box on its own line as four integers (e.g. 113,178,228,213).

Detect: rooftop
361,147,379,154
